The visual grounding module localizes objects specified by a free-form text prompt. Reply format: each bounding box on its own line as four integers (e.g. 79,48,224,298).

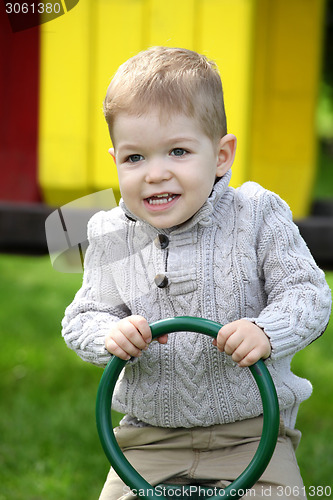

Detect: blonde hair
103,46,227,143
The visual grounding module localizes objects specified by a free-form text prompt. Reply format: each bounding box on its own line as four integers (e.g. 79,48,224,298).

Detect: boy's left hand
212,320,271,367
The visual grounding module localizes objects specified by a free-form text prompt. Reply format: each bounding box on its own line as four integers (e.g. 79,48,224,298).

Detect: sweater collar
119,169,232,234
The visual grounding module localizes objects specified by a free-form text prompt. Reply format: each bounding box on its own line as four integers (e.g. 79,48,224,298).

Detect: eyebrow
117,137,199,151
116,144,141,151
167,137,200,145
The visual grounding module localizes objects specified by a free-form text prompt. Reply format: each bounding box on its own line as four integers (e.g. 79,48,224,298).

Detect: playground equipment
2,2,331,265
2,0,326,218
96,317,280,500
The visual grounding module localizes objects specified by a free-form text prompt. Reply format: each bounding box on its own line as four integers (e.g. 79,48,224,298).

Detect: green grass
0,254,332,499
0,255,115,500
313,142,333,200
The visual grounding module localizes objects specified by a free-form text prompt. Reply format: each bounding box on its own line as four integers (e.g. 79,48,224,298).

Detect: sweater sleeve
61,211,131,366
250,190,331,361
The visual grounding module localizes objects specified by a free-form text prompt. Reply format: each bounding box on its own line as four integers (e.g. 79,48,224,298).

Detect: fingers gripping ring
96,316,280,500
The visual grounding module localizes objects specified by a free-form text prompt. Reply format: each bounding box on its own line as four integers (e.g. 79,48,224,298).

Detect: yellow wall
250,0,326,216
39,0,325,217
39,0,93,204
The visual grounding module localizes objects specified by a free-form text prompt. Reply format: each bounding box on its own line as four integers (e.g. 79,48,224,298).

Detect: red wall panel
0,2,40,202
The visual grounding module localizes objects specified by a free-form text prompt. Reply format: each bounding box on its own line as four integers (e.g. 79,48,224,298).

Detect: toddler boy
62,47,331,499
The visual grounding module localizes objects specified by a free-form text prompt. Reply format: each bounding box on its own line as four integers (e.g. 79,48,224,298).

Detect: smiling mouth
145,193,179,205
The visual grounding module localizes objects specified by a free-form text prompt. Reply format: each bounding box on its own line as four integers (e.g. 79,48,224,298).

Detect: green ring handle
96,316,280,500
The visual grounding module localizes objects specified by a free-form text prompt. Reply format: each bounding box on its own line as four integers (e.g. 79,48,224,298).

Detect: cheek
118,173,135,195
188,167,215,193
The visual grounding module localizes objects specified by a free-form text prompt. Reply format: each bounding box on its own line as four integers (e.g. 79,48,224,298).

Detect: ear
216,134,237,177
108,147,116,163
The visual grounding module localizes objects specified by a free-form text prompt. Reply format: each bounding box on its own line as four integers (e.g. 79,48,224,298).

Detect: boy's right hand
105,315,168,360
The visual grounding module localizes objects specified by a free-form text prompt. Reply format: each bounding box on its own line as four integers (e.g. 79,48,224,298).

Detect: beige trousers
99,416,306,500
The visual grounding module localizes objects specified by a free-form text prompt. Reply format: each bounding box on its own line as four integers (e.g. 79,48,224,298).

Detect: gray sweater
62,171,331,429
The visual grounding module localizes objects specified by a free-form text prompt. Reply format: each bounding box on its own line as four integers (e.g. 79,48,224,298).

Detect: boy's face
110,111,236,229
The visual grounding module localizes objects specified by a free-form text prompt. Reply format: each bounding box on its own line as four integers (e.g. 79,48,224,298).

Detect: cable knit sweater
62,171,331,429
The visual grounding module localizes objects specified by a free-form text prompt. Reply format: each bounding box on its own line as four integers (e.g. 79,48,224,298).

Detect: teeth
147,194,177,205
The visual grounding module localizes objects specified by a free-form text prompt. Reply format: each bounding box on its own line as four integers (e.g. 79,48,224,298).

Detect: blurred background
0,1,332,499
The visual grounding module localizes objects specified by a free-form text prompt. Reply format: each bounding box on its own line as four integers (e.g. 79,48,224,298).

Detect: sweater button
154,274,169,288
154,234,169,249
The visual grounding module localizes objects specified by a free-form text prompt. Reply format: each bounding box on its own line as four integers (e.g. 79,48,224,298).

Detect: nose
145,158,172,183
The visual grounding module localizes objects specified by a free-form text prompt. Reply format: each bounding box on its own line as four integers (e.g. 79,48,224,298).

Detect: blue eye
128,154,144,163
171,148,187,157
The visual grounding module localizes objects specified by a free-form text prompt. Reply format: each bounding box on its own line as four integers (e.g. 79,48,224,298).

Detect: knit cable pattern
62,174,331,429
